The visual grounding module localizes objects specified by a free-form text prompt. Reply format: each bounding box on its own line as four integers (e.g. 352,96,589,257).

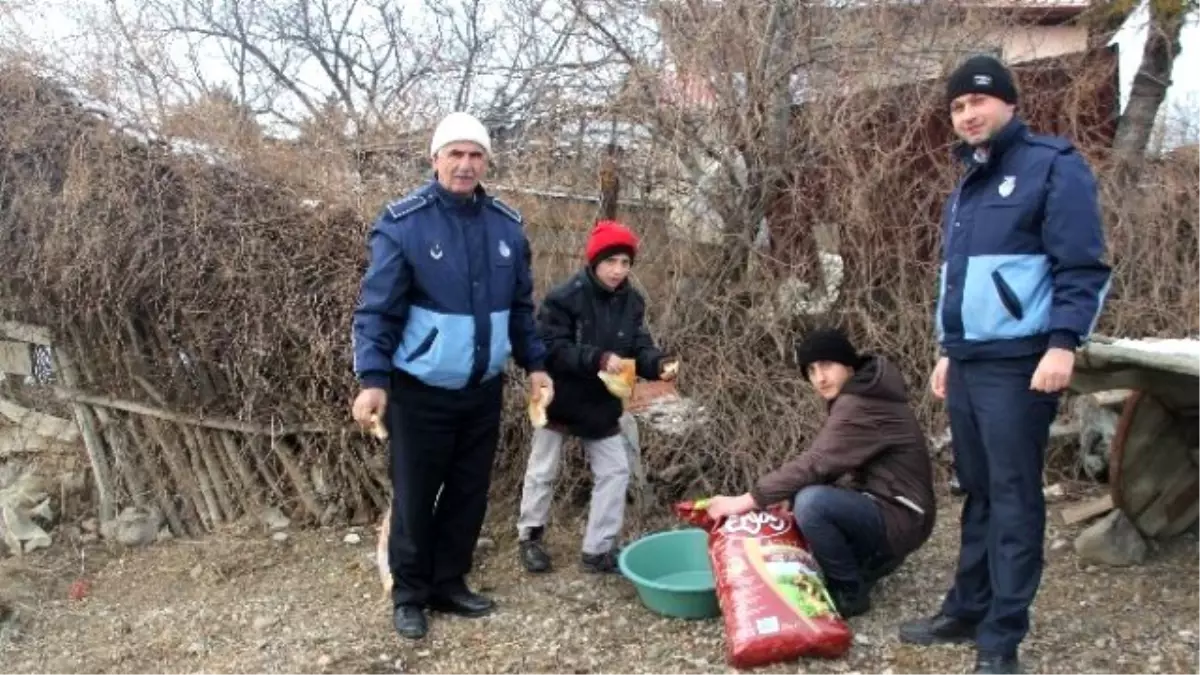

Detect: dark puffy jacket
538,268,665,439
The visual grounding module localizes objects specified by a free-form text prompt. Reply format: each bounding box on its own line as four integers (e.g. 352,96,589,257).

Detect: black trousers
386,371,503,607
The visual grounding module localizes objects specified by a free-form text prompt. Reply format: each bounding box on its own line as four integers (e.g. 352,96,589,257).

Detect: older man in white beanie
351,111,553,640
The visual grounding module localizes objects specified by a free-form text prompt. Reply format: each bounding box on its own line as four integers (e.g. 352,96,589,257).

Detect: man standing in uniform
350,111,552,640
898,56,1111,674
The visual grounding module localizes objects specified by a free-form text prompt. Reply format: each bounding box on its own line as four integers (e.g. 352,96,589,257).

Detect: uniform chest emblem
430,244,444,260
998,175,1016,198
498,240,511,258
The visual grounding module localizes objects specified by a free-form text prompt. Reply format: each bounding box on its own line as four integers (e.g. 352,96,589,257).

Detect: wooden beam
0,321,52,346
1069,368,1198,410
52,347,116,523
1078,341,1200,378
1060,494,1115,525
490,183,664,210
1092,389,1133,407
51,387,331,436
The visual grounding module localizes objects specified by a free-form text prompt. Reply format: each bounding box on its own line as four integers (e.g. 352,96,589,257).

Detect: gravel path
1,489,1196,674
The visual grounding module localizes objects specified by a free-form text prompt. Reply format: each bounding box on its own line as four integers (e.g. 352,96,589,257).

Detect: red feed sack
675,499,853,669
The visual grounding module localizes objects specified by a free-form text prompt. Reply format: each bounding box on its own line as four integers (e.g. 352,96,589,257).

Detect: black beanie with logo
946,54,1018,106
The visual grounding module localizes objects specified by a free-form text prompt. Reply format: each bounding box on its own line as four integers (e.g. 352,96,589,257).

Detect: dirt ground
0,485,1197,675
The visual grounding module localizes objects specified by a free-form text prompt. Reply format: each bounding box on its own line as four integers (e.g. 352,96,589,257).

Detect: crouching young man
516,220,676,574
704,328,936,617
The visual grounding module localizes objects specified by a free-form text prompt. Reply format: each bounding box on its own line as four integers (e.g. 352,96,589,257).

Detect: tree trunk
597,142,621,222
1112,0,1189,183
725,0,797,285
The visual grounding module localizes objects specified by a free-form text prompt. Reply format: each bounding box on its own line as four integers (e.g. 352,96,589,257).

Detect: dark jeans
940,355,1059,656
792,485,900,594
387,371,503,607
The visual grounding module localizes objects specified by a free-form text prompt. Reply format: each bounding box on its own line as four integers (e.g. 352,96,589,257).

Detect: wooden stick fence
0,320,390,537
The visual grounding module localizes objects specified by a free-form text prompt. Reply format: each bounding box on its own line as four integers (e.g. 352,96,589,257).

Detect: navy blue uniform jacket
352,180,546,390
936,118,1112,360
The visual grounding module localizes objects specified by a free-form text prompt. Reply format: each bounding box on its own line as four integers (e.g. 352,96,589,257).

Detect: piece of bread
528,383,551,428
369,414,388,441
662,359,680,379
598,358,637,401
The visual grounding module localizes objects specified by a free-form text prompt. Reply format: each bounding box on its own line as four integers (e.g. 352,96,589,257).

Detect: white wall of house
998,24,1090,63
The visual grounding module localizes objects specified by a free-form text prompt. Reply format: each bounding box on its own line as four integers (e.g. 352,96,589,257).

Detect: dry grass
0,486,1196,674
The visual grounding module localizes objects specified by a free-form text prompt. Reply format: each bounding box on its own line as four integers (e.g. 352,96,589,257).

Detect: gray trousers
516,427,630,555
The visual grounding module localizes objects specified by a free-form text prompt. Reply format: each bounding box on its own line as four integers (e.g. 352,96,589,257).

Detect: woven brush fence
0,66,386,534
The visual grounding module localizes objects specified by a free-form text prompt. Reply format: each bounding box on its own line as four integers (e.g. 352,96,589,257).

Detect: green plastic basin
618,528,720,620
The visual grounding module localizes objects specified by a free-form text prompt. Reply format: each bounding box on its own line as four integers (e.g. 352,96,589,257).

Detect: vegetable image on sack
675,498,853,669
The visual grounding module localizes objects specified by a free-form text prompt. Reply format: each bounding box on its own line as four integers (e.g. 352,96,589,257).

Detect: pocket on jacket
405,327,439,362
990,271,1024,321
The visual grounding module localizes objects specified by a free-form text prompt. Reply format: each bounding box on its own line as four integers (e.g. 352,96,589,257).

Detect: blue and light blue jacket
352,180,546,390
936,118,1111,360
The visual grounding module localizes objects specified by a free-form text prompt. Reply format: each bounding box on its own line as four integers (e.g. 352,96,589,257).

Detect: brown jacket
750,354,936,558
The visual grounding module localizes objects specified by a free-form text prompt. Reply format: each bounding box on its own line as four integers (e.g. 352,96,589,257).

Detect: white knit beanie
430,112,492,157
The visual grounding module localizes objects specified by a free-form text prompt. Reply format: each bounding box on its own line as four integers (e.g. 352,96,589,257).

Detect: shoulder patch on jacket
385,194,432,220
1025,134,1073,153
488,197,523,224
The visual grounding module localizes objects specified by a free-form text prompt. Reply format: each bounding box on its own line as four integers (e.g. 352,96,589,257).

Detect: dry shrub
586,47,1197,504
0,66,380,525
0,68,365,424
0,43,1195,528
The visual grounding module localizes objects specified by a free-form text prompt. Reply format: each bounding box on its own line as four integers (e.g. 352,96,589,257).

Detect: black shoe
974,650,1020,674
581,548,621,574
393,605,428,640
829,585,871,618
428,589,495,617
898,612,978,645
520,534,552,573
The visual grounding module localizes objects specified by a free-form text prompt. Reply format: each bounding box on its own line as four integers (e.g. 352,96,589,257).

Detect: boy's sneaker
580,548,621,574
519,527,552,573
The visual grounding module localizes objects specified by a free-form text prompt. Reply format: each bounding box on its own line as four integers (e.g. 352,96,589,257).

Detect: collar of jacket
583,265,629,297
953,116,1027,168
428,177,486,215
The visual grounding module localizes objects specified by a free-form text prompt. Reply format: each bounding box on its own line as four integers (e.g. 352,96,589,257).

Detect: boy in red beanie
516,220,676,574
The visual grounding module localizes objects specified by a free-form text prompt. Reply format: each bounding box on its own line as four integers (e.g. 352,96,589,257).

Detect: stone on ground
1075,509,1148,566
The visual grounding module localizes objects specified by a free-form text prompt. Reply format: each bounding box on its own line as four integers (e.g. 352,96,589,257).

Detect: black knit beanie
946,55,1018,106
794,328,862,375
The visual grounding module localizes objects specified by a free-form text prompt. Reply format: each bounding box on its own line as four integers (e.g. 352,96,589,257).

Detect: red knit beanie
585,220,639,265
